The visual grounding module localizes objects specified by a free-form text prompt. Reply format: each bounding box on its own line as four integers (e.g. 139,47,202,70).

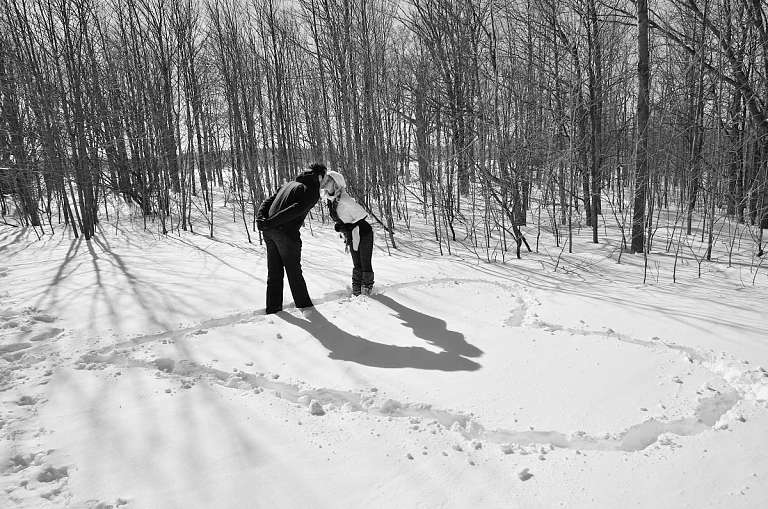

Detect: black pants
264,228,312,313
349,220,374,294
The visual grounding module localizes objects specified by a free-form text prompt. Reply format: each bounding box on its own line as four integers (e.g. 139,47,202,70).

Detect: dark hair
309,162,327,177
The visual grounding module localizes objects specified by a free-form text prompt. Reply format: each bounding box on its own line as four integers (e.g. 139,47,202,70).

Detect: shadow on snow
279,306,481,372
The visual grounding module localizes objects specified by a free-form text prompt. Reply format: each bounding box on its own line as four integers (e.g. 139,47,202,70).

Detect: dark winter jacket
258,170,321,233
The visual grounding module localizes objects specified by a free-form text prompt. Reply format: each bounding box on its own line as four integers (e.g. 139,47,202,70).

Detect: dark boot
361,271,374,295
352,268,362,296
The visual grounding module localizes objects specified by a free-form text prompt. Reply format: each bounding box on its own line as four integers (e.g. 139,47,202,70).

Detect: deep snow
1,202,768,508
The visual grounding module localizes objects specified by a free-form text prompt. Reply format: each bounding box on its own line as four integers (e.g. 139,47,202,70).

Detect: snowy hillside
1,207,768,508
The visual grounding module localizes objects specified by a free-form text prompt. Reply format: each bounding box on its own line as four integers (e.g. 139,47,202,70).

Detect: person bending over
257,163,327,314
321,170,374,296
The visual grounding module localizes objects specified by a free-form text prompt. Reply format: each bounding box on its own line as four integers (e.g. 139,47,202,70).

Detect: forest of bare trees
1,0,767,265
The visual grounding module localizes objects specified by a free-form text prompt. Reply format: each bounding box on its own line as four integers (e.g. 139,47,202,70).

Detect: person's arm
257,192,277,219
263,185,311,228
256,192,278,230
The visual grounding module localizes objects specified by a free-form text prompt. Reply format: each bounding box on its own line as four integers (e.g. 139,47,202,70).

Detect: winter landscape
2,194,768,508
3,0,768,507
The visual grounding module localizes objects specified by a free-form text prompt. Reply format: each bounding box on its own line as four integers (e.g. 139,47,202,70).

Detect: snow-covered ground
2,202,768,508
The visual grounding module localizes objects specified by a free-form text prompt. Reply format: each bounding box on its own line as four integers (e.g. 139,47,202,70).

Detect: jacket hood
295,170,320,189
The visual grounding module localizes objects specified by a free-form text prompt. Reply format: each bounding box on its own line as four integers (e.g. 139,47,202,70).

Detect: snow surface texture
1,210,768,508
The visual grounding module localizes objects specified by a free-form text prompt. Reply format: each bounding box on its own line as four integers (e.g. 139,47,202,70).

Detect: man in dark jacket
257,163,327,314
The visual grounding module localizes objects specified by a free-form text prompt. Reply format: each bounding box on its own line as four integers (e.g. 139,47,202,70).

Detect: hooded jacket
258,170,321,233
323,171,368,225
324,171,370,250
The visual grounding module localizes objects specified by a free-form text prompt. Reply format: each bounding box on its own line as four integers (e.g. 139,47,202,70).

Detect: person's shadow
372,294,483,358
279,307,481,372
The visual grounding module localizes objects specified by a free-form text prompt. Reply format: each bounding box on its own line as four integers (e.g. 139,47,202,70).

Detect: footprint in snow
309,400,326,416
16,395,37,406
6,454,35,473
89,499,130,509
29,328,64,342
154,358,175,373
37,465,68,483
518,468,533,481
0,307,17,319
1,319,20,329
32,314,57,323
0,342,32,354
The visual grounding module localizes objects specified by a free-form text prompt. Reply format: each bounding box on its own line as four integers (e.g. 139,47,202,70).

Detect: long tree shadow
371,294,483,358
279,309,480,371
0,226,31,255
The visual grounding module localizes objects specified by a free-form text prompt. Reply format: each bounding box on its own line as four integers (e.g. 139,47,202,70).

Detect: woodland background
1,0,767,266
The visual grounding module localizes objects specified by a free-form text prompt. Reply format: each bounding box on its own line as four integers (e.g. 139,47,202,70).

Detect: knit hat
326,170,346,189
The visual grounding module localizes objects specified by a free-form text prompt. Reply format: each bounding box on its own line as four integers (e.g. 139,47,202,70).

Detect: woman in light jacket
321,171,374,296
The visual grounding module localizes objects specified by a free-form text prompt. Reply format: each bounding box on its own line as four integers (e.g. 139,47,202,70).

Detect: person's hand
334,222,344,232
